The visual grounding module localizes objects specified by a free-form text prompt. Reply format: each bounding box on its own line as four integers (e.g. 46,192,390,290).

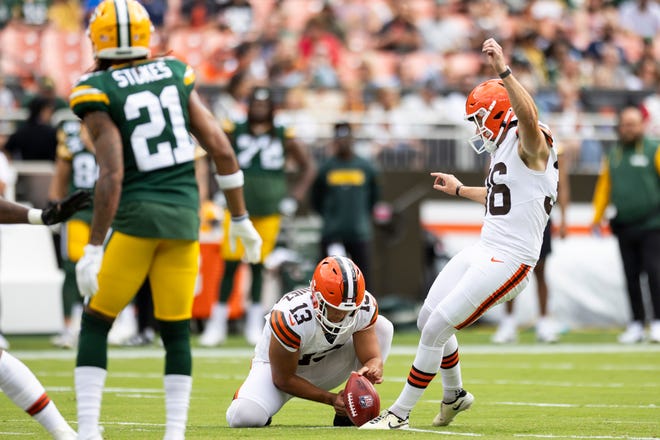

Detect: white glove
278,197,298,217
228,216,263,264
76,244,104,299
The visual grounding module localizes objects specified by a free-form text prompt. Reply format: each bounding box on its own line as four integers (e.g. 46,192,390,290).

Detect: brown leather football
342,372,380,427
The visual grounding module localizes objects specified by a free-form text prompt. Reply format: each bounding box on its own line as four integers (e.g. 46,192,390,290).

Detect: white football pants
226,315,393,427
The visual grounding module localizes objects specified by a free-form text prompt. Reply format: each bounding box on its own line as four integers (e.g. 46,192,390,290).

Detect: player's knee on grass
226,398,270,427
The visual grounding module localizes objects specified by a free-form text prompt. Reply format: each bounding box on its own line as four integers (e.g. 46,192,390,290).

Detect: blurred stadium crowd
1,0,660,174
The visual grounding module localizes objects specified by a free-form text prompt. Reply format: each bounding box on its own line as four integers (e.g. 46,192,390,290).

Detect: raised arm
482,38,548,169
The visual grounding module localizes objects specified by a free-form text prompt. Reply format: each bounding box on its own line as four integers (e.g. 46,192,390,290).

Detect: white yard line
11,343,660,361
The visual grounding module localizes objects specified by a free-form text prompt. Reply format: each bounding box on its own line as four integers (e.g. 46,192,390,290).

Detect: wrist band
215,170,244,190
27,208,44,225
455,185,463,197
498,66,512,79
231,213,249,222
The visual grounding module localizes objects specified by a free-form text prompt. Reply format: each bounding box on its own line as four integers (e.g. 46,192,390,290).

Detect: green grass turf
1,327,659,439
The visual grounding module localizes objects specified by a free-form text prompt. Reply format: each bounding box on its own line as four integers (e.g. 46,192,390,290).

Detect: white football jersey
254,288,379,363
480,123,559,265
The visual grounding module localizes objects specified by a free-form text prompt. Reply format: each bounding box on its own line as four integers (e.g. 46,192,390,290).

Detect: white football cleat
433,389,474,426
51,425,77,440
648,320,660,343
491,316,517,344
51,330,78,349
359,410,409,430
199,303,228,347
618,321,644,344
536,317,560,343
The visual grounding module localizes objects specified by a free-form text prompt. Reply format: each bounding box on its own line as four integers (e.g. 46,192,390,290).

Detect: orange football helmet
88,0,153,60
464,79,515,154
310,256,365,334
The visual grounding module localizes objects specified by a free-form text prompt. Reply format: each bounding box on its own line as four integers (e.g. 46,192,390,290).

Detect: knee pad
226,398,270,428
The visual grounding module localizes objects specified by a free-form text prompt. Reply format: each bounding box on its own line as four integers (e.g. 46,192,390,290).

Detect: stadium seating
0,23,42,80
39,26,94,98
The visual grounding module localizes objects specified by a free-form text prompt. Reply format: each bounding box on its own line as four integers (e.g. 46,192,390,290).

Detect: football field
1,328,659,439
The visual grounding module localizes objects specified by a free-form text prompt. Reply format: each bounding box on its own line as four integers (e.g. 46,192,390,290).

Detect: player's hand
431,172,462,196
41,190,92,225
559,219,568,239
356,362,384,385
76,244,104,299
278,197,298,217
482,38,507,75
333,391,347,416
229,216,262,263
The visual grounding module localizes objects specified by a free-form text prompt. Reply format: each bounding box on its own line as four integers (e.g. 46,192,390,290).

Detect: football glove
42,190,92,225
76,244,104,299
278,197,298,217
228,216,262,264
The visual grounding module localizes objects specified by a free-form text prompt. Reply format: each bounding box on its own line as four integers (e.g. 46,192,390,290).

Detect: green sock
76,312,112,368
159,319,192,375
219,260,240,303
250,263,264,303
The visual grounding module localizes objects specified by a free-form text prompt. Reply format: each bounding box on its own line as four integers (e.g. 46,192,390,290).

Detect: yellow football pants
89,231,199,322
62,219,91,262
222,211,281,263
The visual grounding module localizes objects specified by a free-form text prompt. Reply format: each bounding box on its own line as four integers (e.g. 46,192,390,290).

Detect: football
342,371,380,427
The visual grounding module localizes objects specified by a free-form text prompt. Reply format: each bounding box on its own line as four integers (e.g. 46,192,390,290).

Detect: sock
164,374,192,440
160,320,192,375
0,351,71,435
391,306,457,418
390,343,443,419
440,334,464,401
250,263,264,302
219,260,240,303
75,366,107,439
76,312,112,368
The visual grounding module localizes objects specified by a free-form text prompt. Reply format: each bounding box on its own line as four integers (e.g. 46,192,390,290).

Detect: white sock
390,342,443,419
440,335,463,401
0,351,72,435
75,366,107,439
164,374,192,440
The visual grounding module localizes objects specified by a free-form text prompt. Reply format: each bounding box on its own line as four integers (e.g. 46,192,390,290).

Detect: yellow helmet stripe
114,0,130,49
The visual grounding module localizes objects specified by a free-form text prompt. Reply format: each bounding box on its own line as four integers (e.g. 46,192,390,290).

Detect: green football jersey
224,120,291,217
57,119,97,224
69,57,199,239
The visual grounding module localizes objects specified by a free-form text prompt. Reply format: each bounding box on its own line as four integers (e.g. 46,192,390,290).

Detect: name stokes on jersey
111,60,173,88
